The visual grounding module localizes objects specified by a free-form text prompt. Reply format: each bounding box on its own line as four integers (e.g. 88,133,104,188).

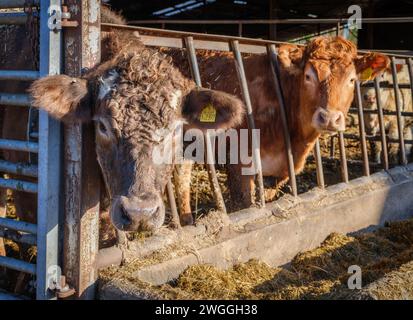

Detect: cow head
30,48,244,232
278,37,389,135
361,64,405,136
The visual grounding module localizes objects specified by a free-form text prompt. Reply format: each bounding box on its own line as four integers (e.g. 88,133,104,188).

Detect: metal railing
101,21,413,198
0,0,62,300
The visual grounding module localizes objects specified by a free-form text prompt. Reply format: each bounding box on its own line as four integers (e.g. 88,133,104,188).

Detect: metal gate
0,0,62,300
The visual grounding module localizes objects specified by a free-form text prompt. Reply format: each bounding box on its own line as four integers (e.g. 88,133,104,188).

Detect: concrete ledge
99,165,413,297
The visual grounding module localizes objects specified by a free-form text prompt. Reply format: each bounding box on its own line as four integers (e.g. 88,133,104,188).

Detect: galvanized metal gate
0,0,62,300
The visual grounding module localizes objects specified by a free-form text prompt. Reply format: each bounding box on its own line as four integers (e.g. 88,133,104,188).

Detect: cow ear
181,88,245,131
277,44,305,74
29,75,91,123
355,52,390,82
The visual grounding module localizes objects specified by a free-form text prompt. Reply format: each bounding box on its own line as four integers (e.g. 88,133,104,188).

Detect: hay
114,218,413,300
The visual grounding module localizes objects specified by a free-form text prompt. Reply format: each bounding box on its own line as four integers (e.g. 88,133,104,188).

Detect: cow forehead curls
94,47,193,145
305,37,357,82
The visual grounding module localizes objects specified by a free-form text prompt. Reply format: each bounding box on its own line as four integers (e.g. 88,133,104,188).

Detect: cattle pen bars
0,0,62,300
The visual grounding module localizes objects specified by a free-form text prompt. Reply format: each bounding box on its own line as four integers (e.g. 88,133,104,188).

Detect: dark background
106,0,413,52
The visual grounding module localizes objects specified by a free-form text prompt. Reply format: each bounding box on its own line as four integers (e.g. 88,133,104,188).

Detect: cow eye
99,121,107,134
305,74,311,81
350,78,356,84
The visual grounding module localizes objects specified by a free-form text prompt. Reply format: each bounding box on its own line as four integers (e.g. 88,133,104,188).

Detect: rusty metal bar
390,56,407,165
0,177,37,193
230,40,265,207
360,82,411,89
0,256,36,274
349,108,413,117
314,139,325,188
329,136,335,159
0,217,37,234
166,179,180,228
184,36,227,214
355,81,370,176
102,23,413,59
0,0,38,8
267,44,297,196
0,70,40,81
338,132,349,183
128,17,413,25
339,133,413,145
408,58,413,110
0,229,37,246
0,93,31,106
374,77,389,170
0,139,38,153
0,159,38,177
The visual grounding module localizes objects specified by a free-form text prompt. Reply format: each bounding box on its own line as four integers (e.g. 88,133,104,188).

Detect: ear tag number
360,67,374,81
199,104,216,123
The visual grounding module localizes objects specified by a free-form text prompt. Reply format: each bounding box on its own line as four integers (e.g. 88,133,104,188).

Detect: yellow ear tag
199,104,216,123
360,67,374,81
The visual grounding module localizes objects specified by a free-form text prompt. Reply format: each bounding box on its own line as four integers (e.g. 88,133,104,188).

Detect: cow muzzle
312,107,345,133
111,193,165,232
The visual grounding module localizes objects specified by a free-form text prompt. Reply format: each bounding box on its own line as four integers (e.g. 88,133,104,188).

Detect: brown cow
29,30,244,232
167,37,390,213
0,8,245,293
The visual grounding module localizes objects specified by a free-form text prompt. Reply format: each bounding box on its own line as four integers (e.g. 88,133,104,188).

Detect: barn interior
107,0,413,53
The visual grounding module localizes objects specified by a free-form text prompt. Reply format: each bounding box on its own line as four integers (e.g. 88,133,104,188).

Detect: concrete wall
99,164,413,297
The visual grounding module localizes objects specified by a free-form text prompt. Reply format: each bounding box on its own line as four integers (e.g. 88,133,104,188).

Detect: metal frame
0,0,62,300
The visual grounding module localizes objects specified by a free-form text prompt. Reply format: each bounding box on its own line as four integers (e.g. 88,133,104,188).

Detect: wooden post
63,0,101,299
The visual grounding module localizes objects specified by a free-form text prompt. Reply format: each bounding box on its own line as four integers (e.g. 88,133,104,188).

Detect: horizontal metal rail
0,12,27,25
0,139,38,153
29,131,39,139
129,17,413,25
0,177,38,193
0,0,38,8
0,93,31,106
0,256,36,274
360,82,411,89
0,70,40,81
0,159,38,177
348,108,413,117
0,217,37,234
0,228,37,245
337,133,413,145
102,23,412,59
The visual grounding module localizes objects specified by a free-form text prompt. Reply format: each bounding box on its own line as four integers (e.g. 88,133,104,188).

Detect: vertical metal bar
338,132,349,182
313,139,324,188
238,23,242,37
374,77,389,170
166,179,180,228
407,58,413,115
63,0,101,300
355,81,370,176
391,56,407,165
267,44,297,197
183,36,227,214
230,40,265,207
336,22,340,36
36,0,63,300
329,135,335,158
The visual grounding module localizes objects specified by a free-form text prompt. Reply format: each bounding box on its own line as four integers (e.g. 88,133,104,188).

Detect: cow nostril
318,111,326,124
334,114,342,125
120,205,131,226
